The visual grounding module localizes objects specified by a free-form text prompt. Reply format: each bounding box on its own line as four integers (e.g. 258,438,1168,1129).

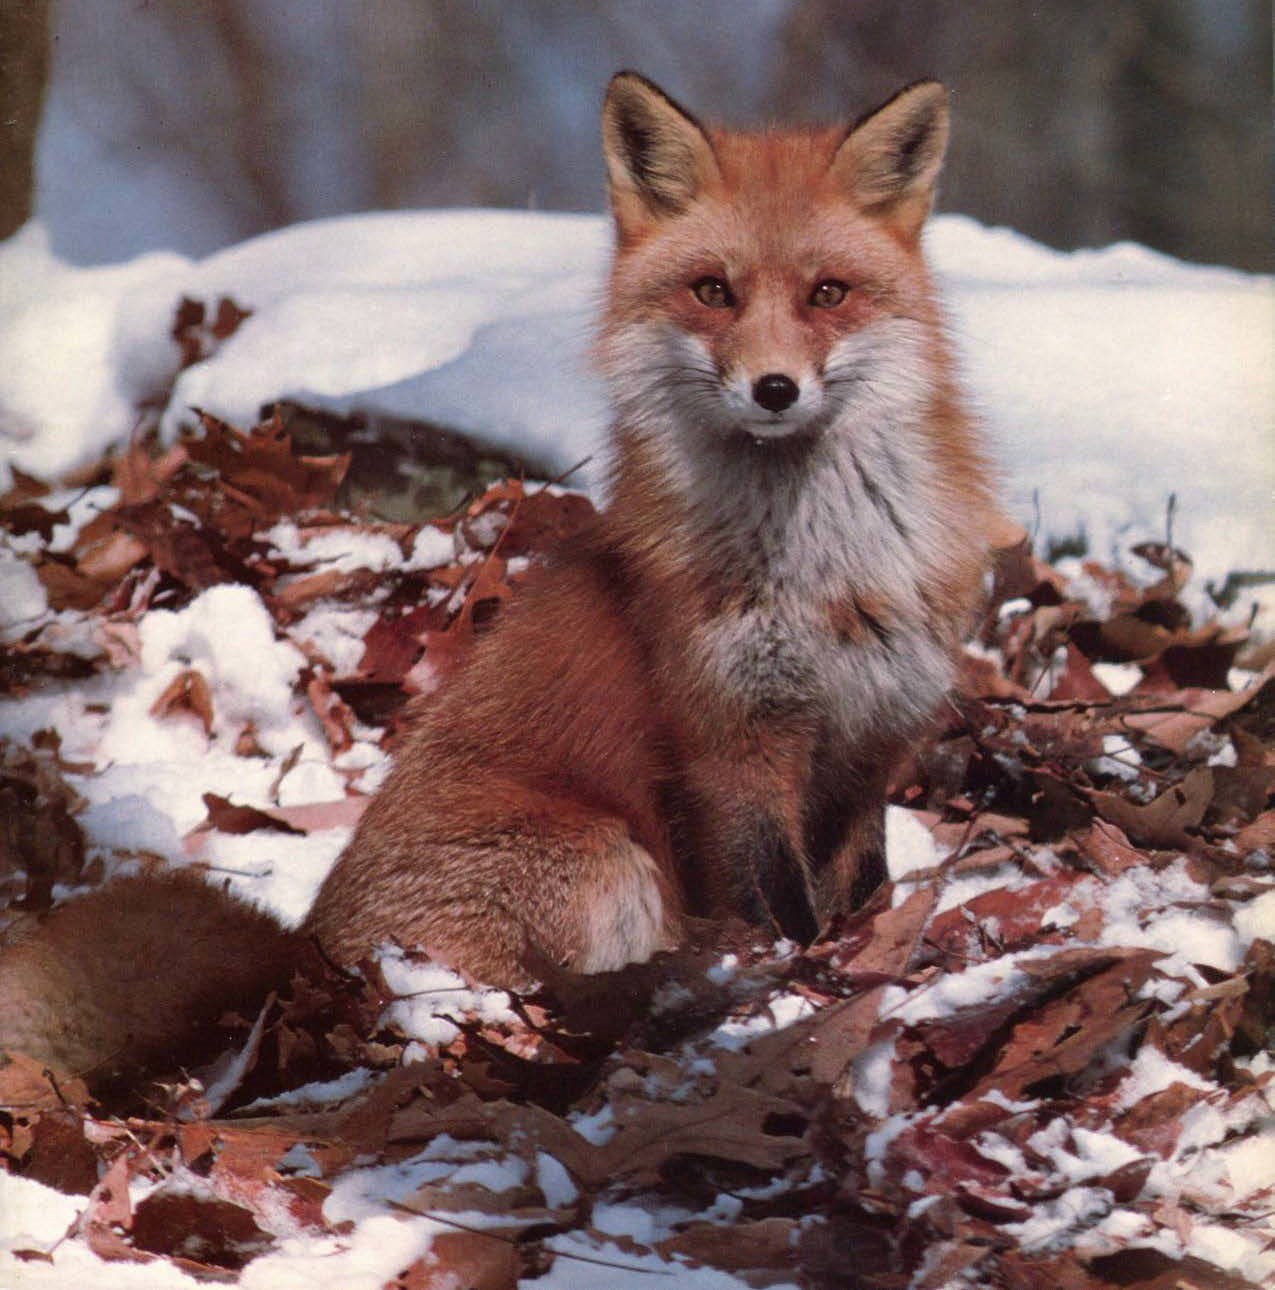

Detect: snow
1233,889,1275,948
1090,662,1142,693
1112,1045,1212,1111
0,1172,83,1253
132,585,305,746
536,1152,579,1209
264,519,405,576
705,989,815,1051
375,948,518,1047
885,804,944,881
196,828,348,928
2,210,1270,606
0,549,46,631
1090,857,1244,973
848,1036,897,1117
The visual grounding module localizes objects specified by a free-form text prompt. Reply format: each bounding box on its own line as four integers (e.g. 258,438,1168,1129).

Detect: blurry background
2,0,1271,270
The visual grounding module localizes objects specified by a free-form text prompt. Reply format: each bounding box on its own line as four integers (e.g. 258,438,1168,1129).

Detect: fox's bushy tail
0,872,303,1087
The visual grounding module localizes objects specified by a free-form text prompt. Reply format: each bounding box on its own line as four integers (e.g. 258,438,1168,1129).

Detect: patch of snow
197,827,350,928
1092,858,1242,972
1113,1045,1212,1112
0,549,49,634
1003,1186,1114,1252
238,1067,376,1115
849,1036,896,1118
706,952,739,985
592,1200,696,1244
274,758,347,807
264,519,404,575
1086,733,1143,781
536,1151,578,1209
1233,889,1275,949
932,863,1027,916
885,805,943,881
569,1104,616,1146
404,526,455,571
0,1171,85,1253
376,948,517,1047
288,606,378,676
705,990,815,1051
1090,662,1142,696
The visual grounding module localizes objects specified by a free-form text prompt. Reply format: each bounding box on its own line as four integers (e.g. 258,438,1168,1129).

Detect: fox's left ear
832,81,950,241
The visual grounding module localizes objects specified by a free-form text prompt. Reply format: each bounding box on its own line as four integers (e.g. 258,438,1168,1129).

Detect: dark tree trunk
0,0,50,240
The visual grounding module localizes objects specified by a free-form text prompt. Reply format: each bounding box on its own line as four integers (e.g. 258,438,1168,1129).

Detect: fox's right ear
602,71,719,239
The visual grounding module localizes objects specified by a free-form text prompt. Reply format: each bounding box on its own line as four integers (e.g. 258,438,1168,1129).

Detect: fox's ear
602,71,719,237
832,81,949,240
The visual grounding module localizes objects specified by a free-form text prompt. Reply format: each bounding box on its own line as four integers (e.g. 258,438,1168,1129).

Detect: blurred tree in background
0,0,49,240
21,0,1273,270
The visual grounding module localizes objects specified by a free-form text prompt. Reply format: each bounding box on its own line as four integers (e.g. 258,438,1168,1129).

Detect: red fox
0,73,994,1085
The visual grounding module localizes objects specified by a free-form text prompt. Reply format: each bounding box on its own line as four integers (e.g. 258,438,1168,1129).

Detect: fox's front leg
802,735,895,916
679,724,821,942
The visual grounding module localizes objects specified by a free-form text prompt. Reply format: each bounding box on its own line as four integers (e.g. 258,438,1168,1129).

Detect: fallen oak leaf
0,499,67,542
83,1150,147,1266
1086,767,1213,849
272,566,381,611
130,1188,273,1272
1136,624,1249,692
967,947,1162,1100
193,792,306,837
0,1050,91,1115
149,668,215,736
1233,810,1275,857
656,1217,804,1279
185,411,351,520
111,438,189,507
305,669,357,754
11,1105,99,1197
114,500,239,591
1111,1081,1201,1158
1086,1248,1263,1290
1078,819,1148,878
34,554,111,612
395,1230,520,1290
1048,642,1113,703
579,1067,809,1187
390,1075,807,1192
920,873,1086,967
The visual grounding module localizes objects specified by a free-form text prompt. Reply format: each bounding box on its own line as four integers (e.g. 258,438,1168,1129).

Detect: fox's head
597,72,952,450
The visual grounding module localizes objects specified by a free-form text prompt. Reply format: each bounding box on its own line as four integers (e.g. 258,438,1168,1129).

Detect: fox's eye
809,279,849,308
691,276,735,308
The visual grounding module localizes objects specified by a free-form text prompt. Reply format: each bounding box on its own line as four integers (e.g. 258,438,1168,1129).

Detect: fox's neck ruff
606,327,963,623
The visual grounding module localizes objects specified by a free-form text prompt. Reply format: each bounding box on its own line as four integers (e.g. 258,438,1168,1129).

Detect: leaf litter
0,411,1271,1289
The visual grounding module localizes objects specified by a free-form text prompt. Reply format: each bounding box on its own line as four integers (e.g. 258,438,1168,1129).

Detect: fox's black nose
752,373,800,413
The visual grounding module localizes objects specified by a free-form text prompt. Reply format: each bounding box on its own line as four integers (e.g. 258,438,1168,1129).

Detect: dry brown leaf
398,1231,520,1290
149,667,215,735
657,1217,802,1279
130,1189,273,1270
195,792,306,836
1087,767,1213,848
969,948,1162,1099
1079,819,1148,877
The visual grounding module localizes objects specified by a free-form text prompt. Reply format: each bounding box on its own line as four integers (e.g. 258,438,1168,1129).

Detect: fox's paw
575,835,674,973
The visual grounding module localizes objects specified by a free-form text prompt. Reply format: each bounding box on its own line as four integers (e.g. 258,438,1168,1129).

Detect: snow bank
1,211,1270,596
